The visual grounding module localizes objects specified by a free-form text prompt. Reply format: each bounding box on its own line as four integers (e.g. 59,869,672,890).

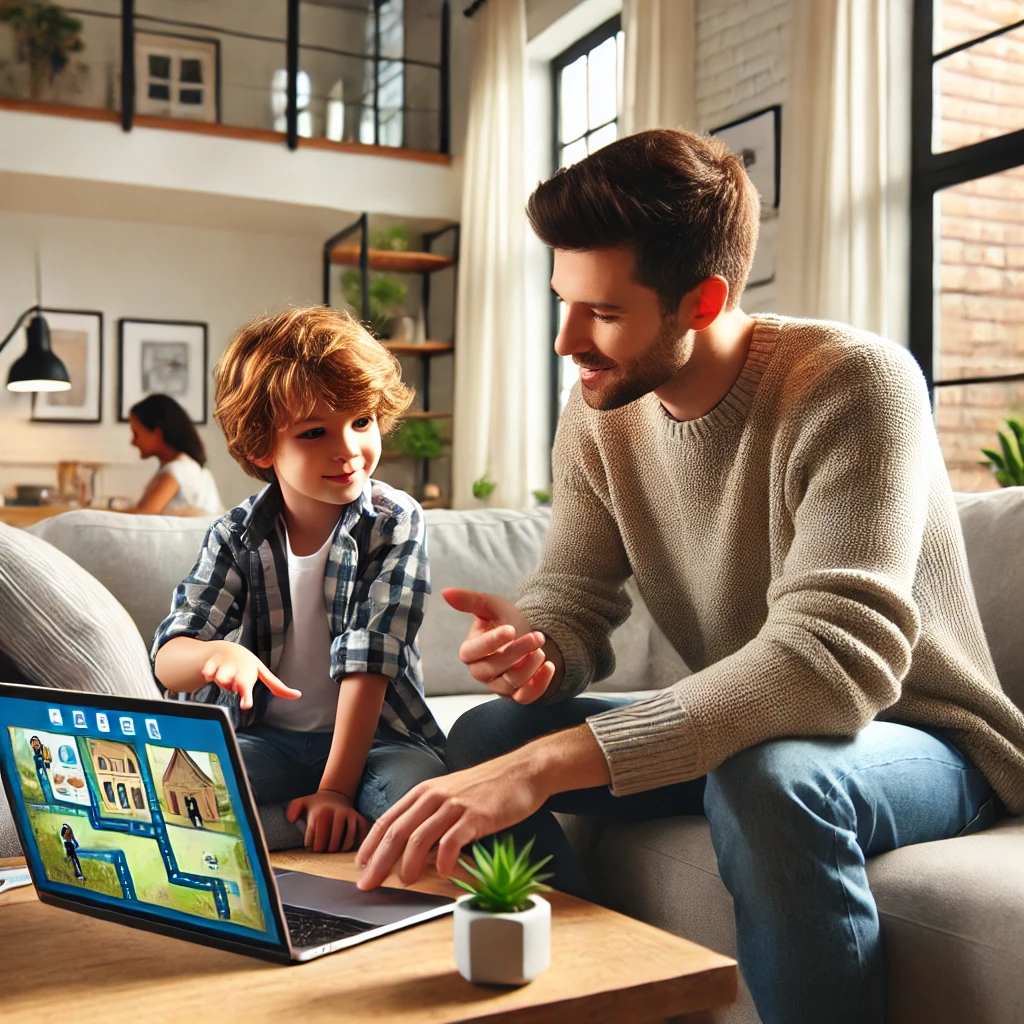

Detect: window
271,69,313,138
103,781,115,805
117,783,130,809
132,787,146,810
360,0,405,147
97,756,108,771
551,18,625,423
135,32,219,124
127,758,136,774
911,2,1024,491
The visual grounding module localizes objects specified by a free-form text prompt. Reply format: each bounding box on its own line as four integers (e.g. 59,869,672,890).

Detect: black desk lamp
0,307,71,393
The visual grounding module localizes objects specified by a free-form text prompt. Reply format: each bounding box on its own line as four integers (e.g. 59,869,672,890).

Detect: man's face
259,399,382,508
551,247,696,411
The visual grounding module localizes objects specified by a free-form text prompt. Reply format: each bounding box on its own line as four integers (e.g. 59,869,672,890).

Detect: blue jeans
447,696,996,1024
236,722,447,822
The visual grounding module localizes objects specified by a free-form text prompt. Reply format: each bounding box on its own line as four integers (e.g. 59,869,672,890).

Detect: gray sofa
3,487,1023,1023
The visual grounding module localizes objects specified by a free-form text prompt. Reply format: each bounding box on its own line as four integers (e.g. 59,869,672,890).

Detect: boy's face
550,246,725,411
257,400,382,508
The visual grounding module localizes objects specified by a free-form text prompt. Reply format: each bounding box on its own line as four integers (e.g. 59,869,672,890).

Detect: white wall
695,0,792,312
0,208,323,509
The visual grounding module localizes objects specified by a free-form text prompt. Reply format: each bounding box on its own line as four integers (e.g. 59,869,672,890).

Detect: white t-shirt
262,526,339,733
159,455,223,515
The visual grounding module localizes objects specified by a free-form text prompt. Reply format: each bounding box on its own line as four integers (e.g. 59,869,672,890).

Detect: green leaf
998,432,1023,482
980,448,1006,472
472,476,498,500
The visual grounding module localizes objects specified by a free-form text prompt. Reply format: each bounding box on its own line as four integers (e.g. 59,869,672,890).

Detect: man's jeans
447,696,996,1024
236,721,446,822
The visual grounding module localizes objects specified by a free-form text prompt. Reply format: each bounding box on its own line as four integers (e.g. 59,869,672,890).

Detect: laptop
0,682,455,964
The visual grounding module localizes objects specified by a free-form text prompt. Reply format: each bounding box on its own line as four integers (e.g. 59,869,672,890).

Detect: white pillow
0,523,160,700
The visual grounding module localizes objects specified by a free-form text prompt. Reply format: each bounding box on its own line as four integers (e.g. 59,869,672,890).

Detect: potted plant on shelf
340,269,407,339
0,2,85,101
451,835,553,987
386,419,446,461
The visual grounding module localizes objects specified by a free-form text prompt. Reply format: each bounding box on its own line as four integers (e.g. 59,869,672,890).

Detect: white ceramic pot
453,894,551,986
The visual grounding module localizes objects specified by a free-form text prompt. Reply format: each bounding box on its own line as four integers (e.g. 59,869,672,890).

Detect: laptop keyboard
283,905,374,948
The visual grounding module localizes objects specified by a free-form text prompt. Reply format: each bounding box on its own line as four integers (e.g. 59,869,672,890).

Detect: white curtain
775,0,912,343
620,0,696,134
451,0,547,509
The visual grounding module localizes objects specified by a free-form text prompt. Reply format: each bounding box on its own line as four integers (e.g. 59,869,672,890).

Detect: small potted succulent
451,835,553,986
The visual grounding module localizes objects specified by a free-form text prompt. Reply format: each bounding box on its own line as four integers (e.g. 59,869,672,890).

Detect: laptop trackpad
274,869,453,927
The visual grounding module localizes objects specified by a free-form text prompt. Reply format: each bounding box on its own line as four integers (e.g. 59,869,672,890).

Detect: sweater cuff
586,689,703,796
514,607,596,702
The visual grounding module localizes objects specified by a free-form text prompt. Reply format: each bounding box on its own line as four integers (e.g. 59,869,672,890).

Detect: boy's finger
201,657,220,680
214,664,237,686
257,666,303,700
330,812,347,854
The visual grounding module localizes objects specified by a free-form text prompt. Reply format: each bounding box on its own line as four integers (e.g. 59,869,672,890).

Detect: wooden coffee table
0,853,736,1023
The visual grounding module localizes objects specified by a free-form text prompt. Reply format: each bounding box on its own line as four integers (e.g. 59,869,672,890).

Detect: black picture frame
30,308,105,424
117,318,208,424
712,104,782,210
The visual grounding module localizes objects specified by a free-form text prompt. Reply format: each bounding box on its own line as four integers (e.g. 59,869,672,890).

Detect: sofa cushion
0,522,159,700
421,507,687,696
955,487,1024,710
563,812,1024,1024
29,510,213,652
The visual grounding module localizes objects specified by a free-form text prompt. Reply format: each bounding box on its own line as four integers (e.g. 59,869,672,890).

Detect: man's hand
355,750,550,890
286,789,369,853
442,589,562,704
200,640,302,710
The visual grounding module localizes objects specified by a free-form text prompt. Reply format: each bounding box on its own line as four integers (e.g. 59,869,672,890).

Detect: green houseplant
385,419,446,461
0,2,84,101
340,270,407,338
980,418,1024,487
451,835,553,986
472,475,497,501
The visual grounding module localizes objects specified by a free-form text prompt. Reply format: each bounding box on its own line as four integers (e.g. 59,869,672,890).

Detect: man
356,130,1024,1024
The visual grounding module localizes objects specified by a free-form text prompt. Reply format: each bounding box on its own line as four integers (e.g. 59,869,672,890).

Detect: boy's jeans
236,721,446,822
447,696,996,1024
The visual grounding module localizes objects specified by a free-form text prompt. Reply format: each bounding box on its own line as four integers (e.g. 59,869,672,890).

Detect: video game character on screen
6,725,267,933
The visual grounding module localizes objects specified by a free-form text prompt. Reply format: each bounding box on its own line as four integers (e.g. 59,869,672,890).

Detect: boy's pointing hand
200,640,301,710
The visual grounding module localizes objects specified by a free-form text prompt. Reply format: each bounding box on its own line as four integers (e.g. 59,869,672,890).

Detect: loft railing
0,0,451,156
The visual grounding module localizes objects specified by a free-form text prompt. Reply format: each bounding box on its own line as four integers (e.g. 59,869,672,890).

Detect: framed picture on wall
31,309,104,423
712,104,781,210
118,319,208,423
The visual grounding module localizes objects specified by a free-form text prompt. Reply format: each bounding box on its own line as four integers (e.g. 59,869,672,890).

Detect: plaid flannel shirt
151,478,443,755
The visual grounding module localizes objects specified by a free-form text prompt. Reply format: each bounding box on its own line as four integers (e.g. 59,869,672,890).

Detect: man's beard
577,315,693,411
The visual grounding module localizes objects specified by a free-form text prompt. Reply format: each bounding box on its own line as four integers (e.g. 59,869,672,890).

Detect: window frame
549,14,623,443
909,2,1024,391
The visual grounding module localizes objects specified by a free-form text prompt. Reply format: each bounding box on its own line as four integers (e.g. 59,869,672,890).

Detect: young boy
152,306,446,854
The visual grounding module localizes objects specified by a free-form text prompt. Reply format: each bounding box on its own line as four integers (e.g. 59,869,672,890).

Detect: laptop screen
0,688,285,951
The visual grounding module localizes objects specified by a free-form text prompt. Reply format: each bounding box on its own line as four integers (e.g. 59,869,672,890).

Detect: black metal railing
3,1,450,155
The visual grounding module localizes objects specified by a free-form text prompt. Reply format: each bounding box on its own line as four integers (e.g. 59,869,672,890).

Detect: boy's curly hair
214,306,413,483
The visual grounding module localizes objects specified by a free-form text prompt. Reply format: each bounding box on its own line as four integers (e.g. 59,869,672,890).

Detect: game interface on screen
6,722,268,934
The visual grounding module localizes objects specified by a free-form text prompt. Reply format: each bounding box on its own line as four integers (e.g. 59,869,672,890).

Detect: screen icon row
46,708,160,741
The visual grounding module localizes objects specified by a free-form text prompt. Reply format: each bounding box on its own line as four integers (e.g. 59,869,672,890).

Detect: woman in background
127,394,223,515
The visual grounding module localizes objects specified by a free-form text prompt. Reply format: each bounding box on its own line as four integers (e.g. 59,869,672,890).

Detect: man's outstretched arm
355,723,610,890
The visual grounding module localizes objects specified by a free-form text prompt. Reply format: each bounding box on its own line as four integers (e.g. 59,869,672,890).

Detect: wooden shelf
401,411,452,420
420,499,451,510
384,341,454,355
329,246,455,273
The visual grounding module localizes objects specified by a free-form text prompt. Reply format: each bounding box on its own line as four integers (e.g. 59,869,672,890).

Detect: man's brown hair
526,129,760,313
214,306,413,482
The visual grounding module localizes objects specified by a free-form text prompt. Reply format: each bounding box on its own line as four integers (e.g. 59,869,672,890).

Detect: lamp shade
6,314,71,393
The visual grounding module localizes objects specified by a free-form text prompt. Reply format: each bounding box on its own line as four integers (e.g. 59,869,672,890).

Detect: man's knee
446,695,606,772
446,698,546,770
705,738,838,827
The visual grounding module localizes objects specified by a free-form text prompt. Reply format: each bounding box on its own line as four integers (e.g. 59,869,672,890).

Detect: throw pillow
0,523,160,700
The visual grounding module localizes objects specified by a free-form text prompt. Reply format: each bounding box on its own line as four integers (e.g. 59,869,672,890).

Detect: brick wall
695,0,791,311
934,0,1024,491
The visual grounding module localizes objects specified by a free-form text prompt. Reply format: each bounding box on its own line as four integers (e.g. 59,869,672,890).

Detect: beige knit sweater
517,315,1024,813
